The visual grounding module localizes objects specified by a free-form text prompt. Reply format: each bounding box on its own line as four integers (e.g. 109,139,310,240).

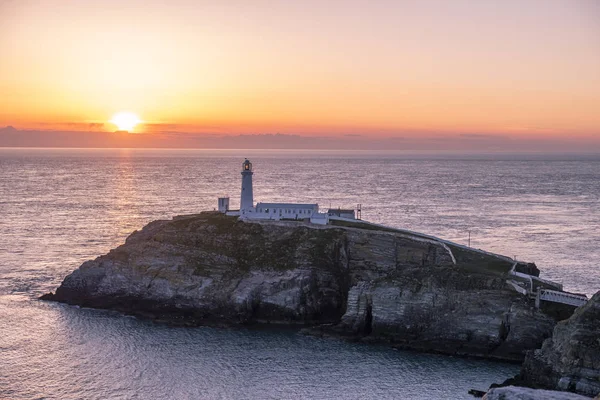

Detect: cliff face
44,212,557,361
519,291,600,397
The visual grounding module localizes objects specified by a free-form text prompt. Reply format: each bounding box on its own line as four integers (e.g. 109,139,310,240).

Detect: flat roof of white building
256,202,318,209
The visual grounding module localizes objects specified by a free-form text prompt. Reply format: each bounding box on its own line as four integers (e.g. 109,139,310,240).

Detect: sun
110,112,141,132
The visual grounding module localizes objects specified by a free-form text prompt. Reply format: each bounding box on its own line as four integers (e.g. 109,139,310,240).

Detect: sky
1,0,599,151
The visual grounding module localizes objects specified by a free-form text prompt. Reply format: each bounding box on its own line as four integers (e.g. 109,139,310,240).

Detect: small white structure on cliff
219,159,353,225
327,208,356,219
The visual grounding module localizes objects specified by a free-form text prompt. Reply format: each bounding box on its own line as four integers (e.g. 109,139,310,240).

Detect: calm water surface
1,148,599,399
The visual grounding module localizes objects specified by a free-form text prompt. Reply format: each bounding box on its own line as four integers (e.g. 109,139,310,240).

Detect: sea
1,148,599,400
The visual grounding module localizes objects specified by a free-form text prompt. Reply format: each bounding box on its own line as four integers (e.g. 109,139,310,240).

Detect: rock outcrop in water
484,386,594,400
43,212,562,362
515,291,600,397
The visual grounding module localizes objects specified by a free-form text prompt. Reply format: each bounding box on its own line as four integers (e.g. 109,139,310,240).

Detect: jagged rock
515,262,540,277
469,388,487,397
518,291,600,397
43,212,560,361
484,386,592,400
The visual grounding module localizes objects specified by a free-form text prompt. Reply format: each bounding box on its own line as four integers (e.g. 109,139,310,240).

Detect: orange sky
0,0,599,148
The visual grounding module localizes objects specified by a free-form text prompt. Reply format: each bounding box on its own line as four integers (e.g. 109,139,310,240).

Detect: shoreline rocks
42,212,567,362
484,386,594,400
514,291,600,397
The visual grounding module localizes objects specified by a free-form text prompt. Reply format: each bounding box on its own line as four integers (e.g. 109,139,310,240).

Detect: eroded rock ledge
43,212,563,362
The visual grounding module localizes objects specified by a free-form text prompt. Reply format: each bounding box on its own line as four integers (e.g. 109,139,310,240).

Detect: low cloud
0,125,18,132
0,126,599,153
460,133,510,140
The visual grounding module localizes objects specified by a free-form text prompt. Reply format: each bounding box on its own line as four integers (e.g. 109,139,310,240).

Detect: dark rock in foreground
516,291,600,397
43,212,560,361
484,386,593,400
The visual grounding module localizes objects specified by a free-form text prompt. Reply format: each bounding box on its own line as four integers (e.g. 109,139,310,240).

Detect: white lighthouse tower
240,159,254,212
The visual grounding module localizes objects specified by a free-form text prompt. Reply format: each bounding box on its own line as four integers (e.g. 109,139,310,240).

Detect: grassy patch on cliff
166,214,513,277
171,212,239,234
445,244,513,276
234,225,346,272
330,219,513,276
330,219,431,240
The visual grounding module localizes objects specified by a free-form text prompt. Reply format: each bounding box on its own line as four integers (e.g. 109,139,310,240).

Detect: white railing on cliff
535,289,588,308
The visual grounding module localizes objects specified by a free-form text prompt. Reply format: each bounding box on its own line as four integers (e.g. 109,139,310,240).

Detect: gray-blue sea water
1,148,599,400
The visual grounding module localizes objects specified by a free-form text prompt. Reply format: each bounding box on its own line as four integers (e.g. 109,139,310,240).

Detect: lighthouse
240,159,254,212
218,159,338,225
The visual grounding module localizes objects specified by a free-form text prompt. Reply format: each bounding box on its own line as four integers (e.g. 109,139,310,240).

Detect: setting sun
110,112,141,132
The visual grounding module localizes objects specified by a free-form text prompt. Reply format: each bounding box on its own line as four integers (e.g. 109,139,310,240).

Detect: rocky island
43,212,581,363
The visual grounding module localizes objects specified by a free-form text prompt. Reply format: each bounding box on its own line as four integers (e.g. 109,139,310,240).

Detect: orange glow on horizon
0,0,598,147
